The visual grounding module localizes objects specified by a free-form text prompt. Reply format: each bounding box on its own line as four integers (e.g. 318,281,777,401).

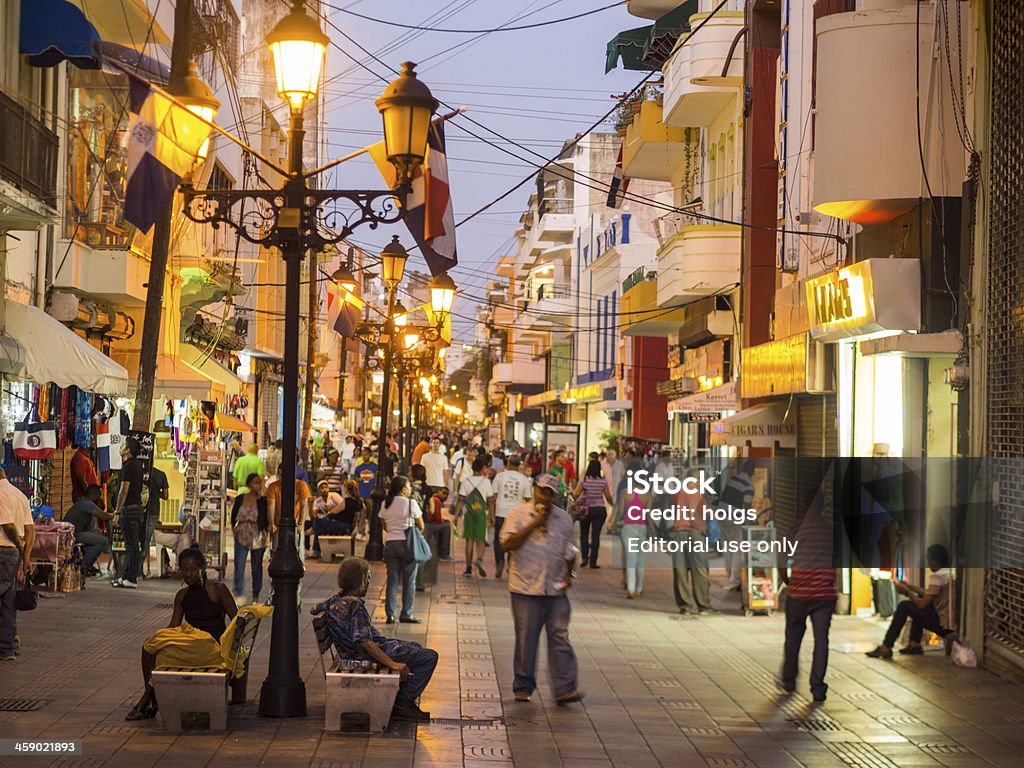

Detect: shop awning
606,26,655,73
99,41,170,84
180,343,243,395
66,0,170,47
4,301,129,394
721,402,796,449
214,412,256,433
605,1,696,73
20,0,102,69
645,1,696,65
0,336,24,377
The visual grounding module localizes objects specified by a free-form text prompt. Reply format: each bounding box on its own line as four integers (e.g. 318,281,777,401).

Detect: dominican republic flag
13,422,57,460
607,143,630,209
95,415,110,473
326,288,362,339
370,116,458,276
122,71,212,232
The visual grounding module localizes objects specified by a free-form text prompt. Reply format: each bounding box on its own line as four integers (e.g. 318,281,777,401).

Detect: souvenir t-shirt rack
176,399,229,577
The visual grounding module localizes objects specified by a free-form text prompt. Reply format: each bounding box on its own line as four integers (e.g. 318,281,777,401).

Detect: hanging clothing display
75,388,92,448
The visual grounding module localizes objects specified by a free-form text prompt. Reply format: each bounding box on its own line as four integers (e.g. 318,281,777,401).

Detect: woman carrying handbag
571,460,613,569
379,476,426,624
230,473,270,604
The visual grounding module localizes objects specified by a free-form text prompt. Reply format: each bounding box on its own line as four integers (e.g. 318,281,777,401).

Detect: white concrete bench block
152,670,229,732
324,671,400,733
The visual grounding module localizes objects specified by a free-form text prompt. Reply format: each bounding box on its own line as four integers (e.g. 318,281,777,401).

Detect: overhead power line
322,0,627,34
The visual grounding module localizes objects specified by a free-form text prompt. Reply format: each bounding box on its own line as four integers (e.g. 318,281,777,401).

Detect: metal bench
312,612,399,733
151,608,265,732
318,535,356,562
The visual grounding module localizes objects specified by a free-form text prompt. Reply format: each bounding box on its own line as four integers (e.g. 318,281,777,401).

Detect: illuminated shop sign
805,259,921,343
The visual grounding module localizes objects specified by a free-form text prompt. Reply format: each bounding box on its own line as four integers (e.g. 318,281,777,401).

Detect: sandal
125,705,157,721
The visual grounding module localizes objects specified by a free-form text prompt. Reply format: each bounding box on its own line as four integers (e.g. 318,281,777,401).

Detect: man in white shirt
499,474,581,705
420,439,450,498
0,467,34,660
601,447,625,504
340,435,356,474
491,455,533,578
449,441,468,495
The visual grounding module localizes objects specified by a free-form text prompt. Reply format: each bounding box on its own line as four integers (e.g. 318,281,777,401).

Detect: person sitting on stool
866,544,958,659
64,484,112,576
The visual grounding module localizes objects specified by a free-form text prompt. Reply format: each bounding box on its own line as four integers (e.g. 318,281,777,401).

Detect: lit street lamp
362,245,457,561
178,0,439,718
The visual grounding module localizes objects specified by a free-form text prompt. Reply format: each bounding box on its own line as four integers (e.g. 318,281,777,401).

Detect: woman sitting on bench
312,557,438,722
126,548,238,721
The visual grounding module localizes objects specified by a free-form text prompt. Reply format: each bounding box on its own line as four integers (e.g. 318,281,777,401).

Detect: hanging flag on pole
369,115,458,276
607,143,630,209
326,288,363,339
122,71,212,232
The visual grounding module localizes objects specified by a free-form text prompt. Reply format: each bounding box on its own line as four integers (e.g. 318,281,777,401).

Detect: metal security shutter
986,0,1024,667
772,447,797,535
796,395,838,521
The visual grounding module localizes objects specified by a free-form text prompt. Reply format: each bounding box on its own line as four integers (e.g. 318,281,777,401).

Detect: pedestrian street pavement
3,549,1024,768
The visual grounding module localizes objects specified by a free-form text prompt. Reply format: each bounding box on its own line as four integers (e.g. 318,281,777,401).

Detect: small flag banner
607,143,630,209
326,288,363,339
369,117,458,277
122,71,212,232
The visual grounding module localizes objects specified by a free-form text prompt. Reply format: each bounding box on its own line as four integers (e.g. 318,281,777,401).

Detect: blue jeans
312,517,352,554
510,592,578,698
233,541,265,601
120,506,146,583
580,507,607,566
620,524,647,594
76,531,109,571
782,598,835,699
384,540,418,621
385,642,439,707
0,547,22,657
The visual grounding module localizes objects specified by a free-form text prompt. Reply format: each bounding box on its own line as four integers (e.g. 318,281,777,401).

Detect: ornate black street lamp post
179,0,439,718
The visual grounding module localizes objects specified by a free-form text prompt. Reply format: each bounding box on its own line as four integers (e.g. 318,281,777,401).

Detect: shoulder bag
15,576,38,611
405,500,433,563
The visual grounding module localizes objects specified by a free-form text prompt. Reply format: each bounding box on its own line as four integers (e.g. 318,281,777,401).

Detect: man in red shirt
70,442,99,502
780,489,837,703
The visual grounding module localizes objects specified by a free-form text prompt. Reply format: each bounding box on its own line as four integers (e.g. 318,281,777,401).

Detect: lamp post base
258,677,308,718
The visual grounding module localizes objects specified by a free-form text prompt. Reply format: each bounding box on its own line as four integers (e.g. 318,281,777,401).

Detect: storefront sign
525,389,561,408
673,380,739,412
561,383,602,404
722,402,796,449
685,411,722,423
741,334,808,398
805,259,921,342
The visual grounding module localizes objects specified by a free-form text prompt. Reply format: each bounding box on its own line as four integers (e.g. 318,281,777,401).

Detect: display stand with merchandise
742,524,780,616
189,447,228,578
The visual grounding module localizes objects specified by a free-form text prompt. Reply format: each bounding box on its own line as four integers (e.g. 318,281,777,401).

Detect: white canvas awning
4,301,129,395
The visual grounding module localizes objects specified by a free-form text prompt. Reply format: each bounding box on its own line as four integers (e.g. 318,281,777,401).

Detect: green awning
605,1,698,74
605,26,654,74
645,0,697,64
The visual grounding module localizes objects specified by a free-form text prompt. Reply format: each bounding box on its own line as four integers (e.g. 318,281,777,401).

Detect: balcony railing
0,89,58,204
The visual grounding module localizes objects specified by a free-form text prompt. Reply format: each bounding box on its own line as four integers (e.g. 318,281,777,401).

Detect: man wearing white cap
499,474,582,705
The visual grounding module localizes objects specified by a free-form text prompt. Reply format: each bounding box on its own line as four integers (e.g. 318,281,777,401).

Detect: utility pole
132,0,193,431
301,249,318,465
